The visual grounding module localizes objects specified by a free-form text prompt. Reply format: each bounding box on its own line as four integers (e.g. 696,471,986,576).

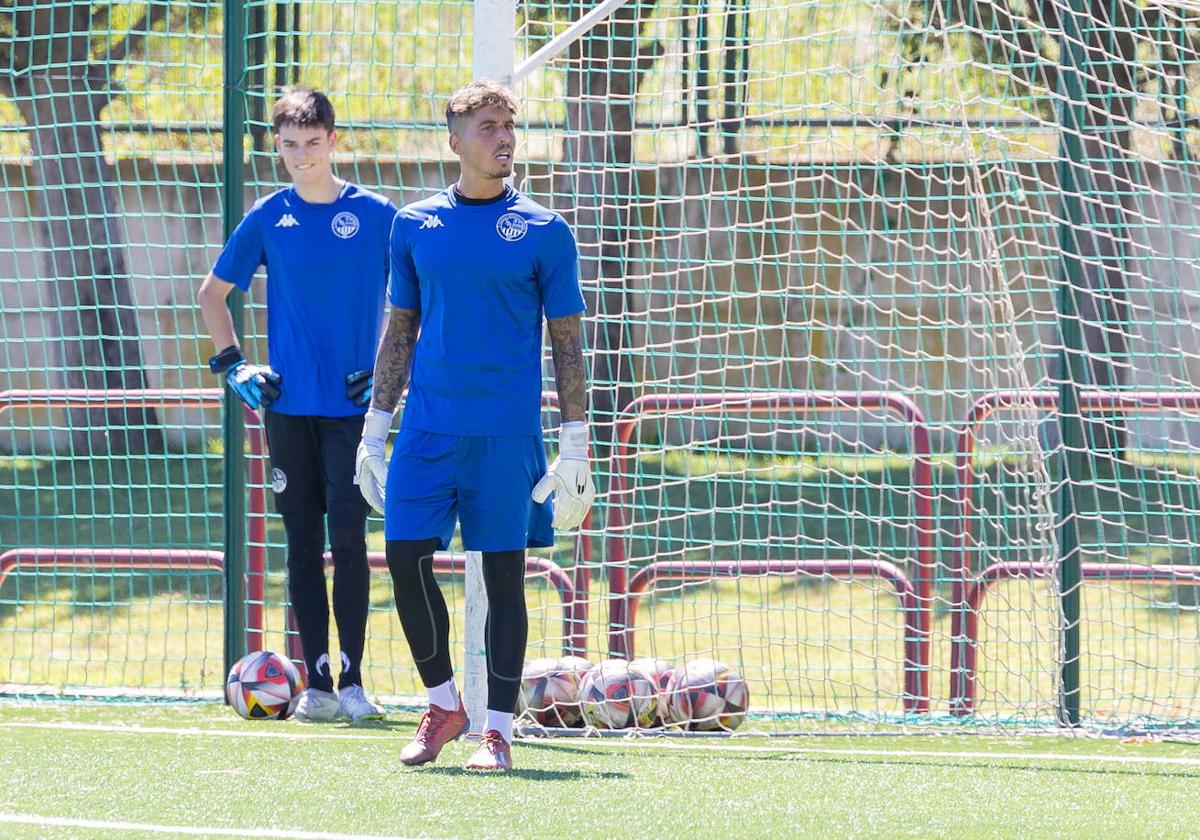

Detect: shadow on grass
419,765,628,780
515,740,604,756
337,719,412,733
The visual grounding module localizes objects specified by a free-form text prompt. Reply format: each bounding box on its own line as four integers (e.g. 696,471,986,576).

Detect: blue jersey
213,182,398,417
389,186,585,436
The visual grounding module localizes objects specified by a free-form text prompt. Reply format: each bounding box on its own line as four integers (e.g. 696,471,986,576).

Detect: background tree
0,0,194,452
890,0,1196,460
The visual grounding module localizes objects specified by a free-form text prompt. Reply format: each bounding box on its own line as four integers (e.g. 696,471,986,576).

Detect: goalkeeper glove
209,345,281,411
345,369,373,407
355,408,393,514
531,421,595,531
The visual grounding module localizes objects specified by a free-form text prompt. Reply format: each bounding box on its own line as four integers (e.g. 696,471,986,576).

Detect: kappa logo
419,215,444,230
271,468,287,494
275,213,300,228
496,212,528,242
331,211,360,239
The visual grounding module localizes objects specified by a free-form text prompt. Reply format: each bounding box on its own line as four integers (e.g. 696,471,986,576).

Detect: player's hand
532,422,595,531
345,370,373,407
208,345,281,411
226,361,282,410
355,408,392,514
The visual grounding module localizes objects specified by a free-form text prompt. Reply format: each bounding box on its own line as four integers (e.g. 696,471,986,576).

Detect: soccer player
355,80,593,771
197,87,397,723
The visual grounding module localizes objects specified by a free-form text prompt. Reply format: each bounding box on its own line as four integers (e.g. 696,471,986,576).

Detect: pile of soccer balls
516,656,749,732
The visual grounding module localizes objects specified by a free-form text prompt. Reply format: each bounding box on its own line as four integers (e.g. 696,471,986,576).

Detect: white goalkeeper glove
355,408,393,515
531,421,595,531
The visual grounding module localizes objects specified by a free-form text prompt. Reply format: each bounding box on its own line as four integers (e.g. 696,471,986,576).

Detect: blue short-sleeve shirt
388,186,585,436
213,182,398,417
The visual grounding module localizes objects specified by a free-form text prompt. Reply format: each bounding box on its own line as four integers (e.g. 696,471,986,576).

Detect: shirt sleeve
538,214,586,319
387,213,421,310
211,207,265,291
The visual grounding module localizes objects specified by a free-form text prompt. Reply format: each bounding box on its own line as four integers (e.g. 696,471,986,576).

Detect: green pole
1054,0,1088,728
222,0,248,677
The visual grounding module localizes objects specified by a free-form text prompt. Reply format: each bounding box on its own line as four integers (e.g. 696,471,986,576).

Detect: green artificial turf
0,702,1199,839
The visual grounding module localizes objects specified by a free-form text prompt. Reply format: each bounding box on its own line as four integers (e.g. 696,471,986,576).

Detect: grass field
1,702,1199,839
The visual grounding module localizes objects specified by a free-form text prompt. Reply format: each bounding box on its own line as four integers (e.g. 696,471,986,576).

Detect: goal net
512,0,1200,732
3,0,1200,735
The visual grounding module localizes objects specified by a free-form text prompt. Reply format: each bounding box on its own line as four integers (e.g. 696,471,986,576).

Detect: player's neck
292,174,345,205
454,174,506,202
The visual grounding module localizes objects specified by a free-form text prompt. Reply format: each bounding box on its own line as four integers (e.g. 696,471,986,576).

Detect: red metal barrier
0,547,226,593
284,552,580,674
0,388,268,652
605,391,935,714
624,559,918,677
950,390,1200,714
958,561,1200,713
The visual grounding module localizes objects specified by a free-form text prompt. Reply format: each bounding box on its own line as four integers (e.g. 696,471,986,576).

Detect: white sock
485,709,513,743
427,678,459,711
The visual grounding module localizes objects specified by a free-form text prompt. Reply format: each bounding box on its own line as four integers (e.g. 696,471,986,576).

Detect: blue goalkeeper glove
345,370,373,407
209,345,281,411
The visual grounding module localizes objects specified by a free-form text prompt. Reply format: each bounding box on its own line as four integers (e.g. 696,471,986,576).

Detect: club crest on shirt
272,468,287,494
331,211,360,239
496,212,528,242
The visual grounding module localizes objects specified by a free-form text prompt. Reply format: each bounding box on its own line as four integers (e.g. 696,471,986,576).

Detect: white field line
4,720,1199,769
541,738,1200,767
0,813,418,840
0,721,389,740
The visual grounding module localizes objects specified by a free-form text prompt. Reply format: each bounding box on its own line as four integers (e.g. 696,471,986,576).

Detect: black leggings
385,540,527,713
283,502,369,692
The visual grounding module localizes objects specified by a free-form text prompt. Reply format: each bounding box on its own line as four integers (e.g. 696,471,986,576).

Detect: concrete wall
4,156,1200,453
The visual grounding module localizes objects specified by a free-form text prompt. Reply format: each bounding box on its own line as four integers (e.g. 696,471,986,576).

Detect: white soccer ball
516,657,587,727
225,650,304,720
579,659,660,730
628,657,674,726
665,658,749,732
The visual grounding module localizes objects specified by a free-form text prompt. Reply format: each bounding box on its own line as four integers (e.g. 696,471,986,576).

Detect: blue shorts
384,428,553,551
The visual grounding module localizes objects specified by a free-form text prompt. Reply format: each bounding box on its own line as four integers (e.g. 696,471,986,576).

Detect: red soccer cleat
399,701,469,766
465,729,513,771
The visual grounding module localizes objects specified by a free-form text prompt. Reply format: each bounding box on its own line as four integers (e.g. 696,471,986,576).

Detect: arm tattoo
371,308,420,413
547,312,588,424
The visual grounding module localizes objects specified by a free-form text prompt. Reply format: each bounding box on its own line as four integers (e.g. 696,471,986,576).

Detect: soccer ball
628,657,674,726
225,650,304,720
579,659,661,730
665,658,749,732
551,655,593,727
516,657,588,727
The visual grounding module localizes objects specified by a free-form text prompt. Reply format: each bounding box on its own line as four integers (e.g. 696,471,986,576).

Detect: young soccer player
355,80,592,771
198,87,397,722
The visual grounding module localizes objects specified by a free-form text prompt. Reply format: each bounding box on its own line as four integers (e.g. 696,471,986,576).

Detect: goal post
464,0,629,737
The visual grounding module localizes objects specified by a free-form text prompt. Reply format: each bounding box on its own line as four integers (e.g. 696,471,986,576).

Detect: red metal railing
949,389,1200,714
605,391,935,714
957,561,1200,714
2,389,591,677
283,552,582,671
0,547,225,592
278,392,591,670
0,388,268,652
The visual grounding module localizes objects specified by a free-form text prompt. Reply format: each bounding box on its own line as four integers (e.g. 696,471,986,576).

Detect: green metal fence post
222,0,249,678
1055,0,1089,728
